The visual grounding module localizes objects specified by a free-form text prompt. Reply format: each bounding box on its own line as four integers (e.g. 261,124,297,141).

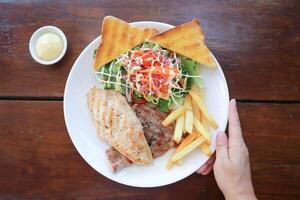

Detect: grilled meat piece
106,104,175,172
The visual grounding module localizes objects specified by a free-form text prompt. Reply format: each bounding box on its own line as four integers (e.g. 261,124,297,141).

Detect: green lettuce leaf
181,57,204,88
158,98,171,113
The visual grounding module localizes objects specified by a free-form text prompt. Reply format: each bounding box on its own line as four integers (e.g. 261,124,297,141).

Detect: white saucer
29,26,67,65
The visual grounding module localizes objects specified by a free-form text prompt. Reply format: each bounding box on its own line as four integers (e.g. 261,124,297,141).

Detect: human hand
213,99,256,200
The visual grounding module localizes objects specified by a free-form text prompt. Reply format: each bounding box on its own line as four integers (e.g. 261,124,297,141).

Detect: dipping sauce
35,32,63,61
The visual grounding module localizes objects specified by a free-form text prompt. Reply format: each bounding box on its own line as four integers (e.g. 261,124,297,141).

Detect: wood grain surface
0,0,299,100
1,0,300,199
0,101,299,199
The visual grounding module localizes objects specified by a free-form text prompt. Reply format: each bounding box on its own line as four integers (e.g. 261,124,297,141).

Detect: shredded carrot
122,47,183,99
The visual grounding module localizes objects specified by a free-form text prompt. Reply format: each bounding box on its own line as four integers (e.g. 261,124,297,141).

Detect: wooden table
1,0,299,199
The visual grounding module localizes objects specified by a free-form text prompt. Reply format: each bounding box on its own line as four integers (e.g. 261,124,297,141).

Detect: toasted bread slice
94,16,159,71
87,87,153,165
148,19,216,67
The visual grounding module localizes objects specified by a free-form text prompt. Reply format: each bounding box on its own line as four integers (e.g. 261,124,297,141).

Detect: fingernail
230,99,236,104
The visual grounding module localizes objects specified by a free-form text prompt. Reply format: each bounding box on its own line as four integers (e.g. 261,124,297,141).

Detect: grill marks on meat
132,104,175,158
106,104,175,172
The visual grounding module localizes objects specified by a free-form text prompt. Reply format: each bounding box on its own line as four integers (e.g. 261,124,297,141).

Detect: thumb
215,131,229,162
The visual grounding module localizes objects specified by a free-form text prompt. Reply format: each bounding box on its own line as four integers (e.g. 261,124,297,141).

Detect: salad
94,42,203,112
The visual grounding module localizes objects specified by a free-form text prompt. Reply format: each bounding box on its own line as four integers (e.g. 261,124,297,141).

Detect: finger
196,154,215,174
228,99,244,147
196,161,213,175
215,131,229,162
199,165,213,175
206,153,216,166
196,164,208,174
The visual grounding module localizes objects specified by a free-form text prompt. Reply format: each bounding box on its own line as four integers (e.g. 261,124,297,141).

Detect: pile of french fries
162,85,218,169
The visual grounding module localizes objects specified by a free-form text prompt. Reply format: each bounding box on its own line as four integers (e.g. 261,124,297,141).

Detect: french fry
166,160,174,169
199,87,205,98
187,131,213,157
185,110,194,134
198,89,209,131
175,132,198,165
162,105,186,126
191,96,201,120
200,142,213,157
193,116,211,144
183,116,187,133
200,112,209,131
193,130,212,156
198,89,210,146
175,159,184,166
166,132,197,169
191,84,205,100
191,84,201,95
184,96,193,134
184,95,193,111
173,115,184,143
171,137,206,162
189,91,218,129
178,132,198,150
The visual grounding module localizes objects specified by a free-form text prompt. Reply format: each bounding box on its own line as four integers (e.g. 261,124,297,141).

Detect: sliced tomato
153,61,161,68
141,53,155,67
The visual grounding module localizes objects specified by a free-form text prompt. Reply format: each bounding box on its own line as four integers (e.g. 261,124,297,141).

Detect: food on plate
161,106,186,126
132,105,175,158
94,16,159,70
107,147,132,172
104,104,175,172
171,137,206,162
94,19,215,113
166,132,198,169
164,91,215,169
193,115,211,143
95,41,199,113
189,90,218,129
148,19,216,68
173,115,184,143
89,16,218,171
199,142,213,157
183,95,193,134
87,87,153,165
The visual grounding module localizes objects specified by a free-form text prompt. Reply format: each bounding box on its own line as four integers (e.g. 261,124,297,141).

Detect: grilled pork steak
106,147,132,172
106,104,175,172
132,104,175,157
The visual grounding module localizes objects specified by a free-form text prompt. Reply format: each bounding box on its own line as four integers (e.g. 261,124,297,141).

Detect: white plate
64,21,229,187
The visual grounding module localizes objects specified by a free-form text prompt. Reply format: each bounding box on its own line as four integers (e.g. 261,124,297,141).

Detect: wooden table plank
239,103,300,199
0,101,299,199
0,0,299,100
